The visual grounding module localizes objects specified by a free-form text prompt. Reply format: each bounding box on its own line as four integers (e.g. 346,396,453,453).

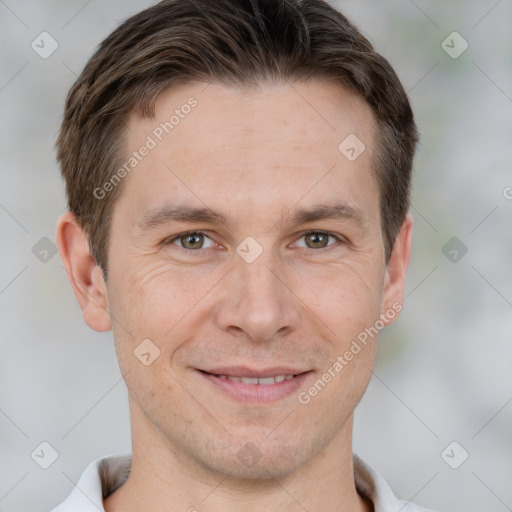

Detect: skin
57,80,413,512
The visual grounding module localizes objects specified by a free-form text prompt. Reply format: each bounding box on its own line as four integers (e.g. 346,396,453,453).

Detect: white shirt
49,453,437,512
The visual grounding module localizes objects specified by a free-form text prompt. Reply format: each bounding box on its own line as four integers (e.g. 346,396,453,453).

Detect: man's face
103,80,403,478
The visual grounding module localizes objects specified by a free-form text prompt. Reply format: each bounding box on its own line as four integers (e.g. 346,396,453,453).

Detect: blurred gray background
1,1,511,511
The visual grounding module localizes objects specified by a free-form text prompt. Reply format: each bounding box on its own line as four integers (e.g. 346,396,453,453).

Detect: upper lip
199,366,311,378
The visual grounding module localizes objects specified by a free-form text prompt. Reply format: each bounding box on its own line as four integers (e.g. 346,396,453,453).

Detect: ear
380,213,413,325
56,212,112,332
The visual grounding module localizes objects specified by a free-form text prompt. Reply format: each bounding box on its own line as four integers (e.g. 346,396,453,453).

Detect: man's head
56,0,416,486
56,0,418,276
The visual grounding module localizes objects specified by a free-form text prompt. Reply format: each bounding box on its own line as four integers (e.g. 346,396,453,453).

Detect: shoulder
354,454,440,512
48,453,132,512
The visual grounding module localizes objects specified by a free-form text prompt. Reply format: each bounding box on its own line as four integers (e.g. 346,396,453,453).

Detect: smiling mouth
197,369,312,404
199,370,299,385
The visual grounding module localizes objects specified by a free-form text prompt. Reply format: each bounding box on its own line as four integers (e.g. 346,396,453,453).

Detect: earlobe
56,212,112,332
381,213,413,325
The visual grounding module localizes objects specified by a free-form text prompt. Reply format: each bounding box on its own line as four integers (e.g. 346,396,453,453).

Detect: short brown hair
56,0,418,274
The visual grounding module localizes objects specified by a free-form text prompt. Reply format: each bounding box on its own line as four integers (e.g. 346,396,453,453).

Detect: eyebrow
285,202,368,231
135,203,233,232
134,201,368,234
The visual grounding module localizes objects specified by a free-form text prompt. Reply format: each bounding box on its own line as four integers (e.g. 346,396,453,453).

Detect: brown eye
170,232,214,250
181,233,204,249
294,231,342,251
303,232,331,249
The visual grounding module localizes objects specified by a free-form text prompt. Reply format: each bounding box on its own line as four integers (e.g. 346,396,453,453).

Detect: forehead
117,80,379,230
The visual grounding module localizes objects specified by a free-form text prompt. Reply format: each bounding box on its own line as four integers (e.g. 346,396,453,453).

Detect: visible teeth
241,377,259,384
217,374,295,384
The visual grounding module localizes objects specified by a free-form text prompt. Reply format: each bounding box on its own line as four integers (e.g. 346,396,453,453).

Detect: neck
104,404,371,512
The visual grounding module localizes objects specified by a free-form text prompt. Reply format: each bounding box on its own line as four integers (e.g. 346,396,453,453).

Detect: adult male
52,0,435,510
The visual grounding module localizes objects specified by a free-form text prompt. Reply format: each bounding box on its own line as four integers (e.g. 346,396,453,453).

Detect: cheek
108,258,226,354
297,258,385,340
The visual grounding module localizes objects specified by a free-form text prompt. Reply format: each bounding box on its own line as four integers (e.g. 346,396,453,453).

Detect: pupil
185,233,202,249
307,233,327,248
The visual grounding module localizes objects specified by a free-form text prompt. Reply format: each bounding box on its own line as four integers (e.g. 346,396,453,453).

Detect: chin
194,434,319,481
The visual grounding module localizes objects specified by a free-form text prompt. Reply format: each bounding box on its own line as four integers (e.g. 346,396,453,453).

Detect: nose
213,245,301,342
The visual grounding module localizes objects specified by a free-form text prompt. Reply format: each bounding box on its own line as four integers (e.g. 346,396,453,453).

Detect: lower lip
198,371,312,404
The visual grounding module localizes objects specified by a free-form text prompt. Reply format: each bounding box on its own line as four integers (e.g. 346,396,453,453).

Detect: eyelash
166,229,345,253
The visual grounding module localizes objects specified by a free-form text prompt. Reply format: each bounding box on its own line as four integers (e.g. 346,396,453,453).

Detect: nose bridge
217,240,299,341
241,251,281,308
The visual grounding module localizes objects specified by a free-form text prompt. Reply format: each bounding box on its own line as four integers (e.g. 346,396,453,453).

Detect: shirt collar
50,453,434,512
